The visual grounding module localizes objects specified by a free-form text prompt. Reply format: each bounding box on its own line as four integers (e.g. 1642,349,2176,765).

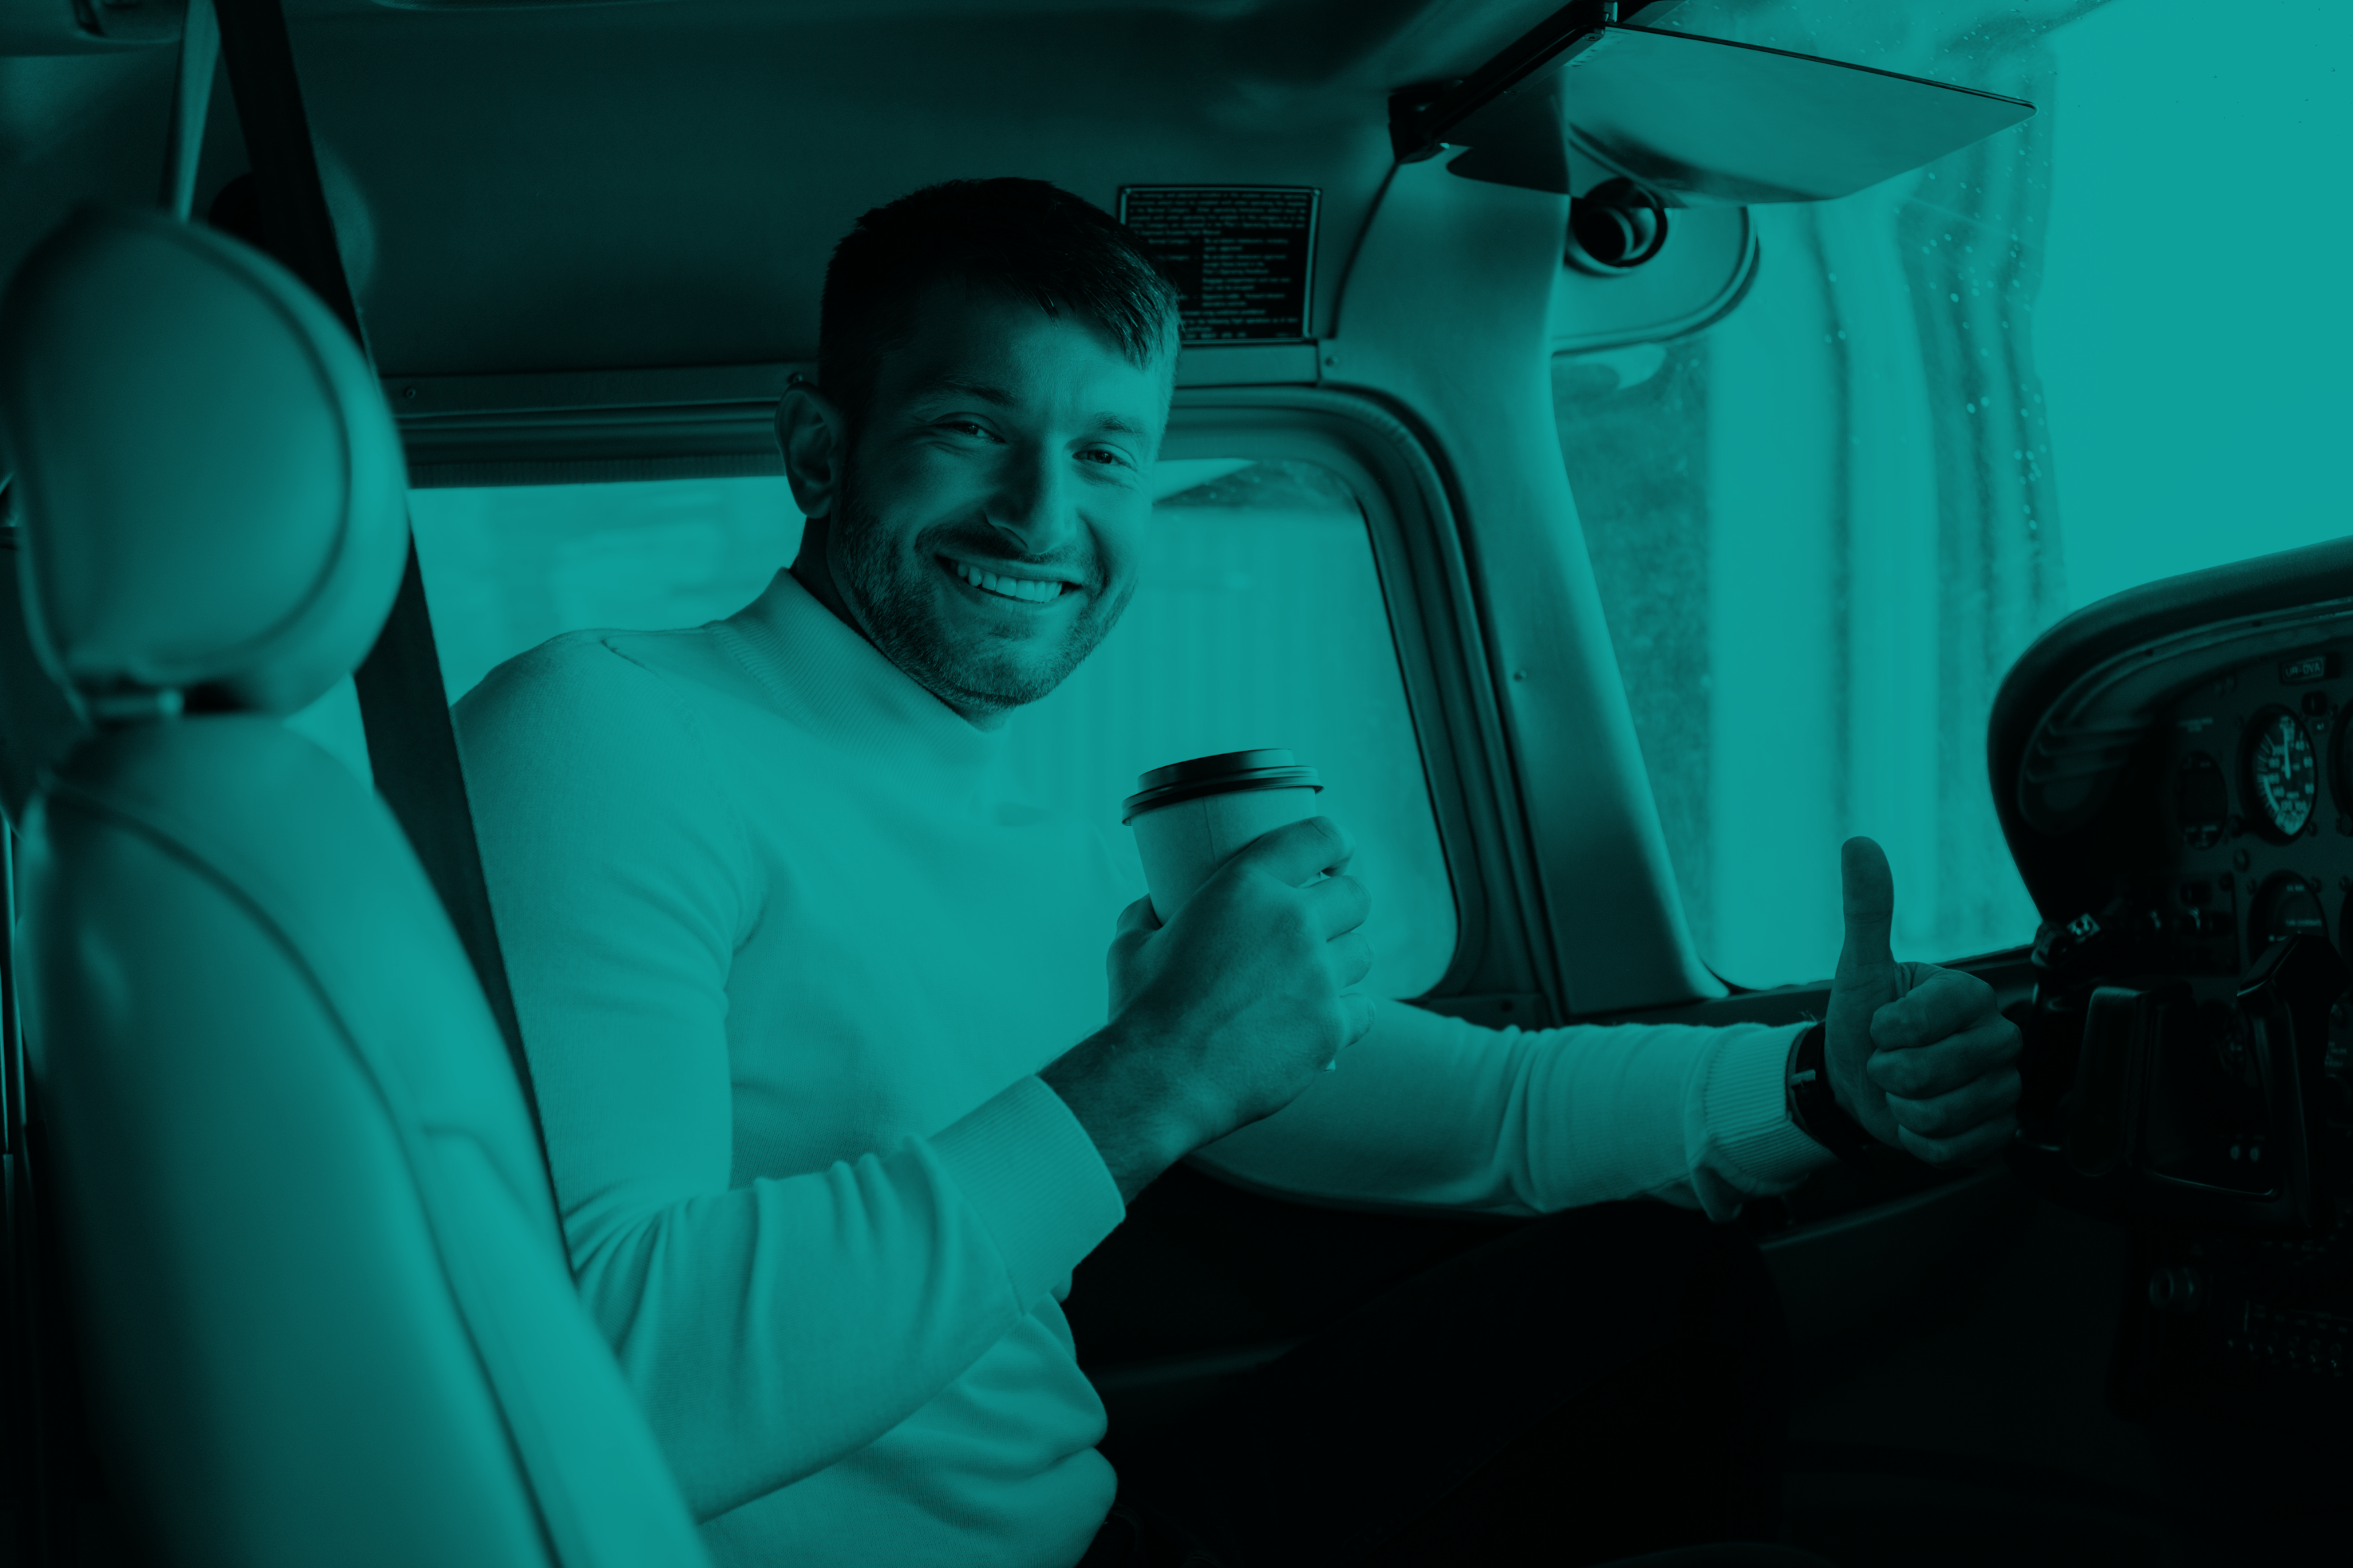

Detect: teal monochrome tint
290,479,796,788
389,460,1453,997
2038,1,2353,605
410,477,797,704
1003,459,1456,999
0,204,711,1567
1562,0,2353,988
448,539,1840,1568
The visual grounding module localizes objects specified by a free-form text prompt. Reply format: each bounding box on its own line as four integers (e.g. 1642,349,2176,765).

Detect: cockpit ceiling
177,0,1574,376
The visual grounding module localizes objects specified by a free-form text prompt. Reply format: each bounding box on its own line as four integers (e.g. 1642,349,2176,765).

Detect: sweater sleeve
1183,997,1838,1223
453,638,1124,1523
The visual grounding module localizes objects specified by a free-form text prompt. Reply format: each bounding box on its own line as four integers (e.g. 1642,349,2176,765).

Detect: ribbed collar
719,567,1010,790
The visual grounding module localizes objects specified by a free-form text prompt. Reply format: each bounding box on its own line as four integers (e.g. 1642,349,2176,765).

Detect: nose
984,438,1080,561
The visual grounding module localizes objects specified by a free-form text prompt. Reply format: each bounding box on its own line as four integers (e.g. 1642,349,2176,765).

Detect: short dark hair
817,179,1182,432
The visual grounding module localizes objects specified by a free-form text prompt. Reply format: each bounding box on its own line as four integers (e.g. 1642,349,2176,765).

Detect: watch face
1790,1024,1870,1158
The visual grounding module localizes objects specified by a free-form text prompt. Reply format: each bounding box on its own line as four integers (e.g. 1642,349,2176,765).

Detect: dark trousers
1069,1175,1790,1568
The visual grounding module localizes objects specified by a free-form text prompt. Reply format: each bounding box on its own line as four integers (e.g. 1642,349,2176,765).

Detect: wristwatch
1787,1022,1876,1168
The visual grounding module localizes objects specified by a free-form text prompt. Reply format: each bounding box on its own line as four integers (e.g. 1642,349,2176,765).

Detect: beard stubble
827,460,1138,718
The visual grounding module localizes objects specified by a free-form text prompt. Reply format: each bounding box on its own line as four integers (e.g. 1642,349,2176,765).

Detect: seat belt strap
210,0,561,1219
159,0,219,218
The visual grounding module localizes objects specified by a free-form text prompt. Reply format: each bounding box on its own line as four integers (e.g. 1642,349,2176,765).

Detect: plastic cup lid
1121,748,1323,824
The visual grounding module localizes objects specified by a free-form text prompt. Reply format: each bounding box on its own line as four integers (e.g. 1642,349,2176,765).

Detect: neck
788,515,1010,733
788,513,865,643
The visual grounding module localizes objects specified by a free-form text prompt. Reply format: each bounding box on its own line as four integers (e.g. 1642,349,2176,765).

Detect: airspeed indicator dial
2245,707,2319,839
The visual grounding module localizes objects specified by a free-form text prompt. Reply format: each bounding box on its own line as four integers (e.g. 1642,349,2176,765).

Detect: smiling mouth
939,554,1073,606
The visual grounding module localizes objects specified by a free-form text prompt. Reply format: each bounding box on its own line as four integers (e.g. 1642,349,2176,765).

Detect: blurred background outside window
359,460,1455,999
1001,459,1456,999
1561,0,2353,987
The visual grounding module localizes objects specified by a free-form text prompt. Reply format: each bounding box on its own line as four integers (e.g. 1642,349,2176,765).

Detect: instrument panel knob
2147,1265,2206,1313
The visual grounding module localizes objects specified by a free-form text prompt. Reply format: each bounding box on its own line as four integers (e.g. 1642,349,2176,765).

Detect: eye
936,419,998,441
1077,446,1131,469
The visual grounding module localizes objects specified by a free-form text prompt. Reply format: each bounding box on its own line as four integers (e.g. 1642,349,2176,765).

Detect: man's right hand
1041,816,1377,1203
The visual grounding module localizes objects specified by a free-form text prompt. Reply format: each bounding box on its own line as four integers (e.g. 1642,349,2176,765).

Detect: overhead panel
272,3,1396,376
1117,185,1320,343
1404,19,2035,206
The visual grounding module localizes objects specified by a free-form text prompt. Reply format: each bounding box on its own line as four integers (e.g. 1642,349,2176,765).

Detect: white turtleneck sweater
452,567,1837,1568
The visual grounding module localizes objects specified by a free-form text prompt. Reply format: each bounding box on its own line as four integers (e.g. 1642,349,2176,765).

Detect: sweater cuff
928,1075,1127,1311
1704,1022,1843,1188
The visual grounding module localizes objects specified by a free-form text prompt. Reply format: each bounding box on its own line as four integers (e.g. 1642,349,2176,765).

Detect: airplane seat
0,205,710,1567
0,479,89,829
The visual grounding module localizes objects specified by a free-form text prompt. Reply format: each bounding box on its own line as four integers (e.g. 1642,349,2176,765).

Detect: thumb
1837,836,1897,987
1825,837,1908,1149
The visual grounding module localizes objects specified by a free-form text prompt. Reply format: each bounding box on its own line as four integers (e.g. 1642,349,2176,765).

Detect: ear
775,379,849,520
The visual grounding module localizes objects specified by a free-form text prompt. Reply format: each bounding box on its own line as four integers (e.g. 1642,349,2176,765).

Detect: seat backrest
0,487,89,829
0,206,710,1568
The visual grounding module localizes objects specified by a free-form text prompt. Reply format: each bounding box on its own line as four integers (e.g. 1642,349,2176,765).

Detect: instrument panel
1991,543,2353,1449
2141,645,2353,977
2118,643,2353,1149
2019,641,2353,1436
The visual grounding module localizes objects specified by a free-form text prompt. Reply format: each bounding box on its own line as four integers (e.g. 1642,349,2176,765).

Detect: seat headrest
0,206,408,718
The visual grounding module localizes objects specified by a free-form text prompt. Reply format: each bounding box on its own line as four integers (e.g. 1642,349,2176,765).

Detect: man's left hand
1823,837,2023,1167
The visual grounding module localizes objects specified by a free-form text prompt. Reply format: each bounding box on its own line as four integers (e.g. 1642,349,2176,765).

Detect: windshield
1564,0,2353,986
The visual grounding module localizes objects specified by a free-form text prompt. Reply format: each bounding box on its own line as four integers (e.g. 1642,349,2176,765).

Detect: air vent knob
1566,178,1671,274
2147,1265,2206,1313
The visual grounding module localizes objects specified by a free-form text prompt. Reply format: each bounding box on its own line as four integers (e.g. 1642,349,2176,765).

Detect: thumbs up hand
1824,837,2024,1167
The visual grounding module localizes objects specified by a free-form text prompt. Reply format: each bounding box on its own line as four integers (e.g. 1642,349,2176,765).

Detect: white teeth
953,560,1062,604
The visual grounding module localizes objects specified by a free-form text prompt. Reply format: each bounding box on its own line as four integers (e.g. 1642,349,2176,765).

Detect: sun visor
1408,23,2034,206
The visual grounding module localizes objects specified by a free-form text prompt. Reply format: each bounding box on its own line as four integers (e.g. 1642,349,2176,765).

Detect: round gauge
2254,871,2327,948
2334,706,2353,821
2243,707,2319,839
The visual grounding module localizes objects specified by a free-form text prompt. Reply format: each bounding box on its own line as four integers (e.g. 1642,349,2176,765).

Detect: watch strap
1788,1022,1876,1168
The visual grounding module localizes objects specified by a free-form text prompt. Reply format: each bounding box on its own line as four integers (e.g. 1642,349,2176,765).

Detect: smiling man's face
783,280,1173,729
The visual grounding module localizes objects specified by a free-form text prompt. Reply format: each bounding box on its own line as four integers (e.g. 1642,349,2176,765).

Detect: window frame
389,374,1565,1025
1163,388,1560,1026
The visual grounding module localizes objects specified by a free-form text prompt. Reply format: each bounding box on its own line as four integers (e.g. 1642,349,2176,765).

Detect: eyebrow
909,374,1150,438
911,374,1017,409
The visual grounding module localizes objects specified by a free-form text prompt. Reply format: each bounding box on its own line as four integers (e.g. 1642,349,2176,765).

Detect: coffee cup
1121,749,1326,927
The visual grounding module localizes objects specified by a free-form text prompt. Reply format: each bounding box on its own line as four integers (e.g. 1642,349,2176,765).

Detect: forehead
871,281,1172,424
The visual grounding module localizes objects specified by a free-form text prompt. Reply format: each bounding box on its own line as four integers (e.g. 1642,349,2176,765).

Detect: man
454,178,2022,1568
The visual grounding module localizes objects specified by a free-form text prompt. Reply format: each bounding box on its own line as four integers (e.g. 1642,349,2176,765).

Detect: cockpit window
1004,458,1458,1001
410,477,792,705
1562,0,2346,986
391,460,1455,1000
